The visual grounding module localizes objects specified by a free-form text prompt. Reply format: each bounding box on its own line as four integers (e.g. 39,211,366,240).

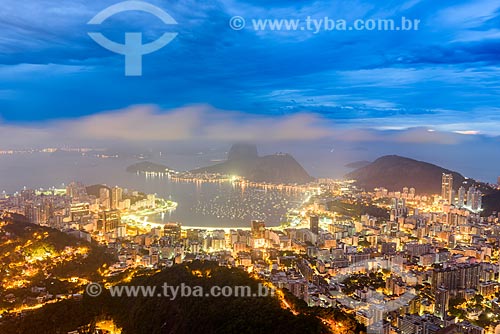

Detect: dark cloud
0,0,498,136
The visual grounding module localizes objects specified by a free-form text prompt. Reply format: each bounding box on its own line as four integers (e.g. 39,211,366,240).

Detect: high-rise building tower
251,220,266,239
457,186,466,207
309,215,319,235
391,198,407,218
466,186,482,211
467,186,475,207
99,187,111,210
98,210,120,233
66,182,86,201
434,288,449,320
441,173,453,204
111,186,123,210
163,223,182,244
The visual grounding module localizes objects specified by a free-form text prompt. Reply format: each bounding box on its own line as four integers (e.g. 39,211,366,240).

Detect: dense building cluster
1,174,500,334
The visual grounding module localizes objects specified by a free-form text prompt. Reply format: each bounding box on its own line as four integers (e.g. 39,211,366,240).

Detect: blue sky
0,0,500,180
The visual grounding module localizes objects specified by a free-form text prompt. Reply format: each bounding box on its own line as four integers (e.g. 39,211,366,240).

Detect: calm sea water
0,153,304,227
1,147,496,227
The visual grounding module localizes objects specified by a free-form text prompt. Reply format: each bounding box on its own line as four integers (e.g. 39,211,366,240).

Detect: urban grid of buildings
1,173,500,334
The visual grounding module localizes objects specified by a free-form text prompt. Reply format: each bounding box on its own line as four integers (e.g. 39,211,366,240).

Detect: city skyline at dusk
1,1,500,334
1,1,500,182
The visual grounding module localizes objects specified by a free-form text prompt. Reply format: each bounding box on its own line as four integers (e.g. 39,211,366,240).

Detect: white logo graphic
88,1,178,76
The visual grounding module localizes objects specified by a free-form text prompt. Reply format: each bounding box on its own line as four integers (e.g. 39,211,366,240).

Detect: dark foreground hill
345,155,467,194
192,144,314,184
0,261,364,334
0,215,114,311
